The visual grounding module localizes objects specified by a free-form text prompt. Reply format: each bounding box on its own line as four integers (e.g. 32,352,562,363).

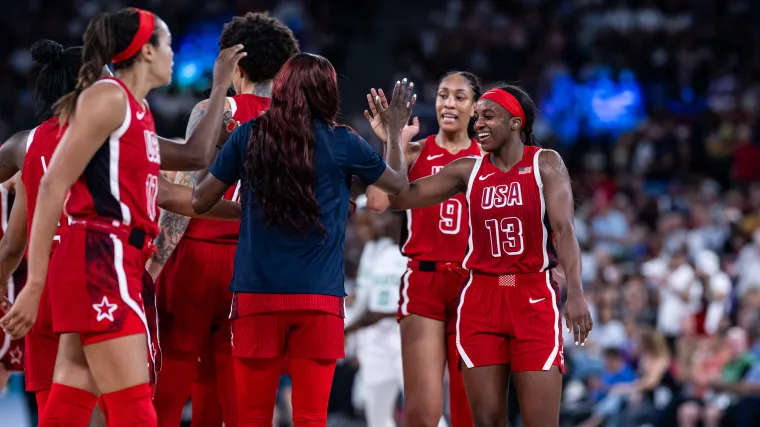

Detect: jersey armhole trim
227,97,238,117
461,156,483,269
532,148,550,272
92,79,131,139
25,126,38,153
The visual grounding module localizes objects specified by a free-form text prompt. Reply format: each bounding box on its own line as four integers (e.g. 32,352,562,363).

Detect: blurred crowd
3,0,760,426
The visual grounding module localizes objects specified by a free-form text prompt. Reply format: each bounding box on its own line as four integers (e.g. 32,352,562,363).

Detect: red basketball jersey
401,135,481,262
182,94,270,243
21,117,70,249
64,78,162,238
462,145,558,274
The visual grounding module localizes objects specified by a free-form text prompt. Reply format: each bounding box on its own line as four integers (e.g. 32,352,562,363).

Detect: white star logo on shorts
9,347,22,365
93,296,118,322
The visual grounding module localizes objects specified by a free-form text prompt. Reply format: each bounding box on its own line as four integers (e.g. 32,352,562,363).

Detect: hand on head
212,45,247,88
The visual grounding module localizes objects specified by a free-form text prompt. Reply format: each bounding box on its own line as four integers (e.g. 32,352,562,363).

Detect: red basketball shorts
156,239,235,355
231,310,344,360
456,271,564,373
397,260,468,335
1,269,28,373
47,221,154,353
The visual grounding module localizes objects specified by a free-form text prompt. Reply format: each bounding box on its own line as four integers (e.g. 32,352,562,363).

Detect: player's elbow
365,194,390,212
387,194,411,211
38,174,66,201
184,152,210,171
191,190,213,215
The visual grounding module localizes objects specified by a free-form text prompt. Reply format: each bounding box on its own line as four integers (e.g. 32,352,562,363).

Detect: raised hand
373,79,417,135
212,44,247,89
364,88,389,141
364,88,420,145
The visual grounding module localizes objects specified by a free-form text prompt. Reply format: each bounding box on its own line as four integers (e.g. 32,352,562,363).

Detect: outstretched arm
540,149,592,346
0,174,28,299
387,156,475,210
157,175,240,220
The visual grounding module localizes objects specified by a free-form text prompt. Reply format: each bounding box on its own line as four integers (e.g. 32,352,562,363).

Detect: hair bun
31,39,65,65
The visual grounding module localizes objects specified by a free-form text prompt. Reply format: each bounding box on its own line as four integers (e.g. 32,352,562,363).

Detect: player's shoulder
78,81,127,117
537,148,568,180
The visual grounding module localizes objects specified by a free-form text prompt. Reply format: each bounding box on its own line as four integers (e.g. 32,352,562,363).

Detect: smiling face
435,73,476,134
474,97,526,152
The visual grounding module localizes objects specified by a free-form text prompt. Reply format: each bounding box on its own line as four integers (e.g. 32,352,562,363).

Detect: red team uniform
47,78,159,366
156,93,269,356
457,145,564,372
16,117,70,408
396,134,480,427
397,135,481,325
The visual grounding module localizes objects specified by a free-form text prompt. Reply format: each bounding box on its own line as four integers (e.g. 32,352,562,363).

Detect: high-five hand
373,79,416,134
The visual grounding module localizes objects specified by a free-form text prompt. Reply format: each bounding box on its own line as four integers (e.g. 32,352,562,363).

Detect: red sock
153,354,196,427
213,350,238,427
39,384,98,427
447,333,473,427
289,357,336,427
101,383,157,427
35,389,52,416
191,364,222,427
234,356,284,427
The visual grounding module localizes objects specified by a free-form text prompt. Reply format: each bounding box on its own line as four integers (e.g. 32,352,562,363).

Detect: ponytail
54,8,159,125
30,39,82,121
55,13,115,125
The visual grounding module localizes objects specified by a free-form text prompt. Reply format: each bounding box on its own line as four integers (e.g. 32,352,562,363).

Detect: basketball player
380,84,593,427
0,8,245,426
148,13,299,427
364,71,481,427
346,210,407,427
192,56,415,426
0,38,239,417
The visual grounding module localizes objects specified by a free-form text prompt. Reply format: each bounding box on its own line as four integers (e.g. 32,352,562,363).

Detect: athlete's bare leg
460,365,510,427
511,368,562,427
83,334,157,426
39,333,99,426
82,334,149,393
400,315,447,427
52,333,98,393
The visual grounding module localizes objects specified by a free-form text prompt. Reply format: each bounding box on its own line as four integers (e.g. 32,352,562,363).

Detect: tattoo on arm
150,162,199,266
185,100,209,140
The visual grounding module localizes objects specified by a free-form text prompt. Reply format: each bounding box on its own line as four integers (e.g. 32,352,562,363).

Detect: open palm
364,87,419,144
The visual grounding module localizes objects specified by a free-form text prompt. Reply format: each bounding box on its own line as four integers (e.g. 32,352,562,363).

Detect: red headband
481,89,526,128
112,9,156,64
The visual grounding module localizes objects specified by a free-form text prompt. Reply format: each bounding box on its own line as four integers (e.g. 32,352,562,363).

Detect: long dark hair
493,83,539,146
30,40,82,121
55,8,160,124
244,53,339,235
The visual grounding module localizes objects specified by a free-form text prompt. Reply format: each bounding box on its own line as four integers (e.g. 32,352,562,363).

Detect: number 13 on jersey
485,217,524,256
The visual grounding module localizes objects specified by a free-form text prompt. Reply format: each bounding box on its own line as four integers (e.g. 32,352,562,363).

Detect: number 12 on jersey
484,217,524,256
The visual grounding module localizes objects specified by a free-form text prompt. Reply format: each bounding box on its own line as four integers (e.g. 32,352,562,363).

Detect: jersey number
439,199,462,234
146,174,159,221
484,217,524,257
